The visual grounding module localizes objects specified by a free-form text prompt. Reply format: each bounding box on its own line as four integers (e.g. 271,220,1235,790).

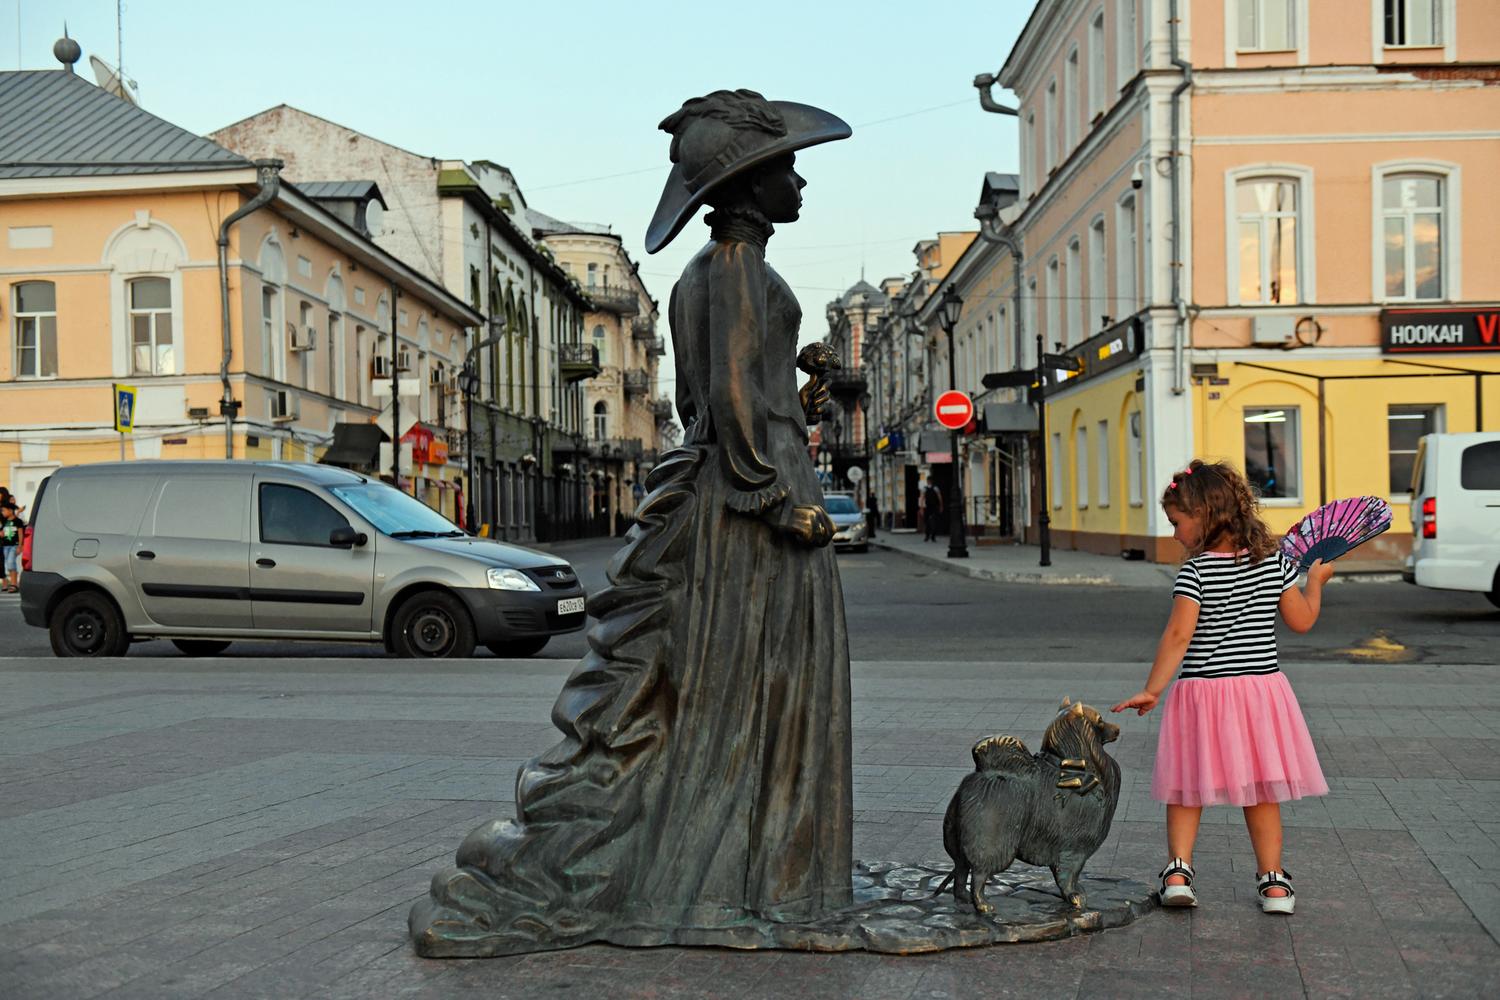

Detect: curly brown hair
1160,459,1279,563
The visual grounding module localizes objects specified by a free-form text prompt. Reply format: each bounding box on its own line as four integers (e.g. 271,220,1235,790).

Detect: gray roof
0,70,249,178
296,179,388,208
840,279,886,308
528,207,613,238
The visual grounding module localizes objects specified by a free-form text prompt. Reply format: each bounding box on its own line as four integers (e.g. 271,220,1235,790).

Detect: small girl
1112,459,1332,915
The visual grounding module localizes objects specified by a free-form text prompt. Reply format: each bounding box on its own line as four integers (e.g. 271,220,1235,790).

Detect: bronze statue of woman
411,90,855,957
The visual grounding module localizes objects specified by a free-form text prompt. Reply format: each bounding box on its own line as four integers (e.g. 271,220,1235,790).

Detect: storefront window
1127,411,1143,505
1075,425,1089,509
1243,407,1300,499
1388,405,1441,496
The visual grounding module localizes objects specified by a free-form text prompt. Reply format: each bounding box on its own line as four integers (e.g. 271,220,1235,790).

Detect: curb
870,540,1131,587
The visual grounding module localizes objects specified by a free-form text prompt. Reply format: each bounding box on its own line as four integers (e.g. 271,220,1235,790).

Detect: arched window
593,323,607,366
129,277,174,375
12,281,57,378
1226,169,1313,306
593,400,608,440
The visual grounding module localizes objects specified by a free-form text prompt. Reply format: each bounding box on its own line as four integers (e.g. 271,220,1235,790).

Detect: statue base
410,860,1157,958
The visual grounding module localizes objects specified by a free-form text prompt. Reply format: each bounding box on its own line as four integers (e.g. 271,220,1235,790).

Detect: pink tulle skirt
1152,672,1328,807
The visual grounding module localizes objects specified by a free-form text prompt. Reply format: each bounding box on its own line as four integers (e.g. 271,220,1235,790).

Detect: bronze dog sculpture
936,699,1122,913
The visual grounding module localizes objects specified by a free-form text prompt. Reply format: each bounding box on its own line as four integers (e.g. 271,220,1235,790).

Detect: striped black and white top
1172,550,1300,679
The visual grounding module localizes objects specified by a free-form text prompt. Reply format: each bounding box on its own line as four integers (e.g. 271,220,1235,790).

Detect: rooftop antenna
116,0,122,91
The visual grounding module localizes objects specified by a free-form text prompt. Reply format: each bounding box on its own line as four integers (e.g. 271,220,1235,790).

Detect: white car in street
823,492,869,553
1404,432,1500,608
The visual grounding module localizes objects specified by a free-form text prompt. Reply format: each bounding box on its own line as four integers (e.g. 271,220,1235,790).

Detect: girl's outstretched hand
1111,690,1159,716
1307,558,1335,587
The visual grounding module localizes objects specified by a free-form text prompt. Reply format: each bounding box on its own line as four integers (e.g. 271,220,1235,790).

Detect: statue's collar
706,209,774,251
1043,750,1103,793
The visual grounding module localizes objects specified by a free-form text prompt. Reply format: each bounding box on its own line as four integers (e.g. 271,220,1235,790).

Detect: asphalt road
2,535,1495,665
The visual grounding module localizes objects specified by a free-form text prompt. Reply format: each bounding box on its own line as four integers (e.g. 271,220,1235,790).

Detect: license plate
556,597,585,616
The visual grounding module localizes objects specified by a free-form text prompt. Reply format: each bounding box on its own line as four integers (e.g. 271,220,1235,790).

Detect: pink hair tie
1168,482,1179,490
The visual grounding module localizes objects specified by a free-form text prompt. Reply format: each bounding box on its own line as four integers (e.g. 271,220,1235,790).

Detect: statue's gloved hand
773,503,835,548
799,375,831,424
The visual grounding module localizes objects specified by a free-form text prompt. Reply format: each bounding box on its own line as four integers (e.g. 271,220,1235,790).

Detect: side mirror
329,525,366,548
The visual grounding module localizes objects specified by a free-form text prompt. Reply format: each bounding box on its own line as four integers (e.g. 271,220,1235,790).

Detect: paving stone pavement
1,655,1497,999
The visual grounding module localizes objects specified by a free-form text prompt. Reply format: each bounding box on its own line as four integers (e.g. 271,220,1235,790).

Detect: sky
7,0,1030,368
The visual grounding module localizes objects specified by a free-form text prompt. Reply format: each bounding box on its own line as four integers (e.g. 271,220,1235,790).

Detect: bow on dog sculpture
936,699,1122,912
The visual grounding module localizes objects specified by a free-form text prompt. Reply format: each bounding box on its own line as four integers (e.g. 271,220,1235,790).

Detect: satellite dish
89,55,139,105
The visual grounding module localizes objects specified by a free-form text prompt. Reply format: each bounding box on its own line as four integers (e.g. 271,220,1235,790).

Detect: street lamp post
458,364,480,532
938,284,968,559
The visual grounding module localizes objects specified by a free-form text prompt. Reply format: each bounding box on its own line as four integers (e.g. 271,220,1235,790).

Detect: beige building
533,220,670,533
210,108,596,543
950,0,1500,562
0,58,481,517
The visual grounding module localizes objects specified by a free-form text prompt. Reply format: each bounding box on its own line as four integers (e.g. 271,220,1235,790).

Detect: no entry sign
934,390,974,430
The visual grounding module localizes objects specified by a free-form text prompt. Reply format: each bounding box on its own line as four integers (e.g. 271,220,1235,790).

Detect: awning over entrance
320,422,387,469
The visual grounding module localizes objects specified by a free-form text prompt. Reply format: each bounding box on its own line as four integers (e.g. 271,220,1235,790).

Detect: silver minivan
1404,432,1500,608
20,461,588,658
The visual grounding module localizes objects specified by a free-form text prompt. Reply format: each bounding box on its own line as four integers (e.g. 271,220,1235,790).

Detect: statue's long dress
411,216,853,957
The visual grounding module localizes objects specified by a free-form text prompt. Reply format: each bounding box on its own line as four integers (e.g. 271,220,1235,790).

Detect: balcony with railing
585,285,640,316
632,319,656,342
589,436,645,461
826,365,868,402
558,342,601,383
646,335,666,357
649,397,674,421
623,368,649,396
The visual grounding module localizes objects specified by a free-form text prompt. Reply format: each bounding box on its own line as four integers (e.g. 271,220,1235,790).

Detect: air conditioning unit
270,390,298,422
396,348,413,371
371,355,391,378
290,325,316,351
1252,314,1295,346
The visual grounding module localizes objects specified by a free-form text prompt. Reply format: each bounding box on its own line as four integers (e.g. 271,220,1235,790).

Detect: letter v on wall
1478,314,1499,345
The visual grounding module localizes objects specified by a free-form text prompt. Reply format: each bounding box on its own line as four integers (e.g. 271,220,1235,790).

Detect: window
1382,173,1444,301
298,302,314,389
1388,405,1441,495
1025,279,1038,369
261,287,277,375
1238,0,1296,50
1075,425,1089,508
1116,195,1137,318
1044,80,1058,173
1385,0,1441,46
1117,0,1137,86
593,323,607,366
128,277,174,375
1065,47,1080,152
12,280,57,378
1127,410,1144,504
1236,178,1300,304
586,263,598,288
1024,112,1037,191
593,400,608,440
1066,238,1082,347
1097,420,1111,507
1051,432,1064,508
258,483,351,546
1089,11,1106,118
1461,441,1500,490
1045,257,1060,351
1243,407,1301,500
327,314,338,396
1089,218,1108,334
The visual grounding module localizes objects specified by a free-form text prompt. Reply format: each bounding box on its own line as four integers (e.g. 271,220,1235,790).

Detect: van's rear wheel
486,637,549,658
50,591,130,658
171,639,232,656
391,591,476,658
1487,588,1500,610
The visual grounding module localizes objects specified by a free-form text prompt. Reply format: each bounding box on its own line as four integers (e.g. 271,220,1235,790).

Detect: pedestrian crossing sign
113,384,137,433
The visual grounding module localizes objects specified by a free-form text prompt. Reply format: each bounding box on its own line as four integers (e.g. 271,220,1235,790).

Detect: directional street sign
1040,353,1083,372
933,389,974,430
113,384,137,433
981,370,1037,390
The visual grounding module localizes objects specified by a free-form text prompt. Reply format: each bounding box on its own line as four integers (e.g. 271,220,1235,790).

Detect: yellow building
979,0,1500,562
0,59,481,515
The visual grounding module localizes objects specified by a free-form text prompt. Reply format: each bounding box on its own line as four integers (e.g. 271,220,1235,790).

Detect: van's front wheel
390,591,476,658
50,591,130,657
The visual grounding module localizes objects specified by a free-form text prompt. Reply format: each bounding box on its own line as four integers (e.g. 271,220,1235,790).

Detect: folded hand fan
1279,496,1393,572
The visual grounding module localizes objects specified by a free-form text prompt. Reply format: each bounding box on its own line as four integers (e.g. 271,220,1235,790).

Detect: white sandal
1257,869,1295,914
1159,857,1197,907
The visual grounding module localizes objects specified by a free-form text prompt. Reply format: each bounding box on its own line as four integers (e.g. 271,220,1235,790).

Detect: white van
1404,432,1500,608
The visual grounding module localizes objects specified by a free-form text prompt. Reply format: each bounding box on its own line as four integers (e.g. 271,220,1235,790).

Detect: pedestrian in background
921,476,943,542
866,486,879,539
0,500,23,592
1112,459,1330,916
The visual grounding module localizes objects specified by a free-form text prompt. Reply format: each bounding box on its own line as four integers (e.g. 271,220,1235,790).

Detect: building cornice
0,167,259,199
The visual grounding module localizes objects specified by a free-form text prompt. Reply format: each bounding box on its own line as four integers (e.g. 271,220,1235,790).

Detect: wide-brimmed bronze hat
645,89,851,254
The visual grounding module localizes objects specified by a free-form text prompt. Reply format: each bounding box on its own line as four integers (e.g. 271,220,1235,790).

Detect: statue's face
750,154,806,224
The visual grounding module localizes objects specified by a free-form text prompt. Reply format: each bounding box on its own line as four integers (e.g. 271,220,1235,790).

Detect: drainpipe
1169,0,1193,395
217,159,283,458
